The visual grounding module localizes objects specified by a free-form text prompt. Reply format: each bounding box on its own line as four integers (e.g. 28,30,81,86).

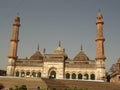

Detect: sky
0,0,120,71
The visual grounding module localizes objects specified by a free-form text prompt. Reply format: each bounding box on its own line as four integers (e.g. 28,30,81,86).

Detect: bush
9,85,27,90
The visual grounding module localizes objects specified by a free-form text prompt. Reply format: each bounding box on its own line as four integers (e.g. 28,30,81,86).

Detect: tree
109,64,116,73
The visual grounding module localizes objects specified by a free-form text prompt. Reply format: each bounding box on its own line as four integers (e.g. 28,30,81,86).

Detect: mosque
6,11,106,81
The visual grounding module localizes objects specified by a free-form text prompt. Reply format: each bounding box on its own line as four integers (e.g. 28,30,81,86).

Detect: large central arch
48,67,57,79
50,70,56,79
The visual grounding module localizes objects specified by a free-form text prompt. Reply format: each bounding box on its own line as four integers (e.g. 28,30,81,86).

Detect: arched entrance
49,70,56,79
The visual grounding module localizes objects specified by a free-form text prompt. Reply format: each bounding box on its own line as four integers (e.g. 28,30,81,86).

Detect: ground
0,77,120,90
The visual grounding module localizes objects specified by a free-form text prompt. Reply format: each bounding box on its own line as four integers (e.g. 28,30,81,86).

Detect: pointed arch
78,73,82,79
37,72,41,78
26,71,30,76
90,74,95,80
15,71,19,77
66,73,70,79
84,73,89,80
32,72,36,77
50,70,56,79
21,71,25,77
48,67,57,79
72,73,76,79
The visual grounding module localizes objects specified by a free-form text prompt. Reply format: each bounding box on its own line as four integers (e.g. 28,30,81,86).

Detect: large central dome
30,45,43,60
52,41,68,59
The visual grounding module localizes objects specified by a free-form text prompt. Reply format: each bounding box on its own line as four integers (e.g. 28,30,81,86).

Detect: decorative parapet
15,59,43,66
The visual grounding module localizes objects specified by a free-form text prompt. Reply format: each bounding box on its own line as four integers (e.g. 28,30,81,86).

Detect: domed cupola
96,9,104,24
73,45,89,61
52,41,68,59
30,45,43,60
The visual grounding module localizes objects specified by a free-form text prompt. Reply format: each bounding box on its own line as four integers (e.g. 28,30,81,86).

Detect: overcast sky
0,0,120,71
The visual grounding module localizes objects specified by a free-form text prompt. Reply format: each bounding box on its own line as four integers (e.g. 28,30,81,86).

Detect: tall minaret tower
7,16,20,76
95,10,106,80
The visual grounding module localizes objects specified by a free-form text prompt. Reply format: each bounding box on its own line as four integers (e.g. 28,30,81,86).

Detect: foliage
9,85,88,90
109,64,116,73
9,85,27,90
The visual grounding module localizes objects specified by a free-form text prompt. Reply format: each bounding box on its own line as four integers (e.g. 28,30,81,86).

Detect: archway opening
72,73,76,79
37,72,41,78
84,74,89,80
21,71,25,77
49,71,56,79
26,71,30,77
66,73,70,79
32,72,36,77
90,74,95,80
78,73,82,80
16,71,19,77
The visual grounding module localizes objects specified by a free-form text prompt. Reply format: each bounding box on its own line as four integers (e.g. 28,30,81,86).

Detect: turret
7,16,20,76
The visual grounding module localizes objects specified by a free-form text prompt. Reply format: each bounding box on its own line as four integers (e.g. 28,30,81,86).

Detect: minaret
7,16,20,76
95,10,106,80
96,10,106,63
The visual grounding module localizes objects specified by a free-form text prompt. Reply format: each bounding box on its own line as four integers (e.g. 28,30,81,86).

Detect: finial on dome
96,9,103,24
37,44,39,51
81,44,83,51
59,40,61,47
13,13,20,26
43,48,46,54
98,9,101,12
63,48,65,52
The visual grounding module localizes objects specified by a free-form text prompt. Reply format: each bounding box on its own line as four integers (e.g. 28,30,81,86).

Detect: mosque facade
7,11,106,81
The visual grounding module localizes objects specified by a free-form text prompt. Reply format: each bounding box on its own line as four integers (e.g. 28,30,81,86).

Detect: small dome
30,50,43,60
73,50,89,61
53,46,64,54
52,46,68,58
30,45,43,60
